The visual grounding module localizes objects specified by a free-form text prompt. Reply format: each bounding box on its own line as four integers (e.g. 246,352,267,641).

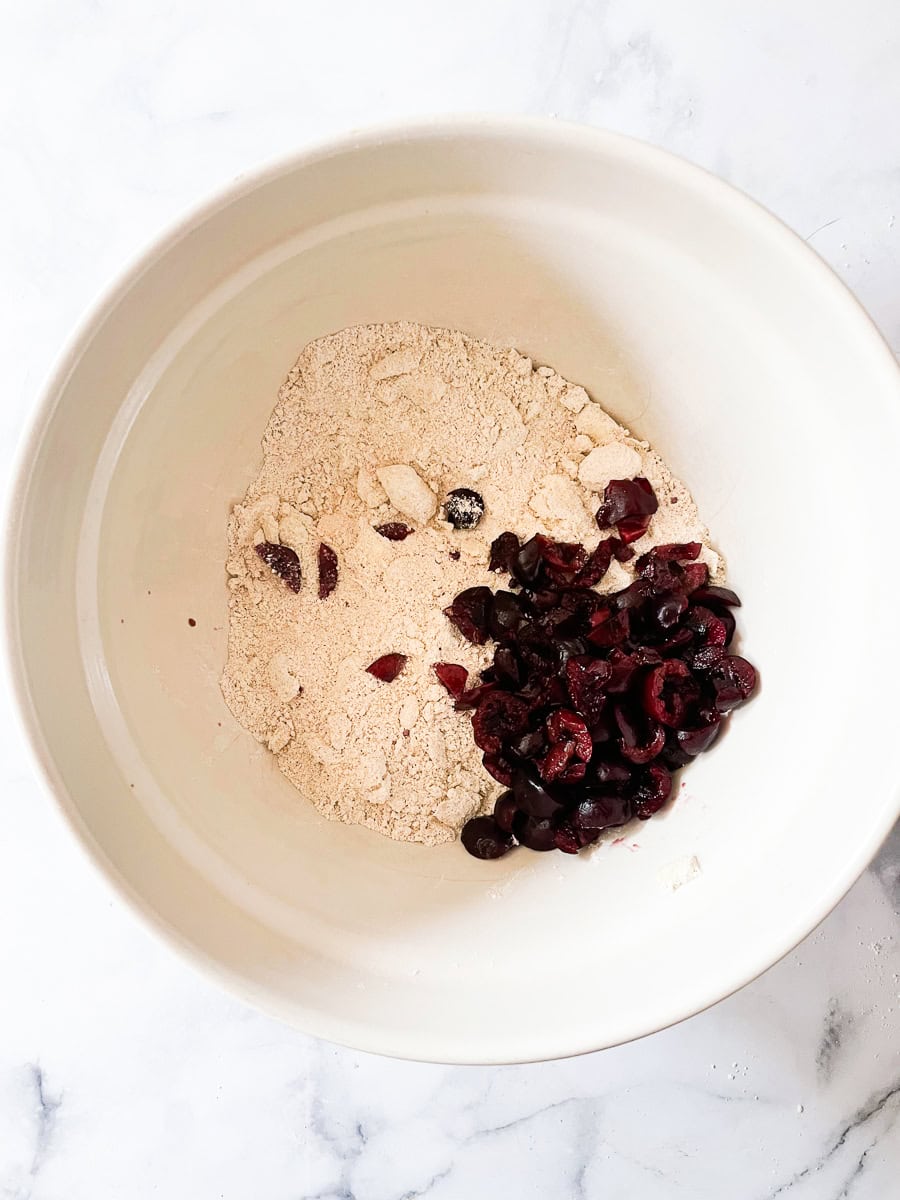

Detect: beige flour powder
221,322,721,845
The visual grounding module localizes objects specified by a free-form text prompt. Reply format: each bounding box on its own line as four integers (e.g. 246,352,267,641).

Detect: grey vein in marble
765,1080,900,1200
15,1065,63,1200
816,999,854,1083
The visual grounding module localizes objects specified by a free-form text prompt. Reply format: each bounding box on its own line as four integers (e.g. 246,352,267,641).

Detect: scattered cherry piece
512,770,563,819
710,655,758,712
565,657,611,726
632,764,673,819
494,791,518,833
617,513,652,544
444,488,485,530
461,816,515,859
537,739,576,782
553,823,581,854
493,646,522,688
616,706,666,764
572,537,632,587
454,680,497,711
536,535,588,582
586,609,630,648
688,644,726,672
317,543,338,599
366,653,407,682
636,542,701,568
489,590,527,640
255,542,302,592
483,752,515,787
512,535,545,587
511,728,547,760
681,562,710,593
595,477,659,534
644,660,694,728
489,531,520,574
717,608,737,646
651,590,689,631
687,605,728,648
572,794,632,832
433,662,468,699
676,719,722,756
471,691,530,754
546,709,593,762
692,585,742,608
557,760,588,784
511,812,557,851
444,586,493,644
375,522,414,541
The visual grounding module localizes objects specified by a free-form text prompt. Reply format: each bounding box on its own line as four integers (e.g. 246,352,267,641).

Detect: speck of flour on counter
221,321,723,846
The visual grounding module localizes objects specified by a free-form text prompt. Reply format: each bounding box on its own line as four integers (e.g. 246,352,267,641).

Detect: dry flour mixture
221,322,720,844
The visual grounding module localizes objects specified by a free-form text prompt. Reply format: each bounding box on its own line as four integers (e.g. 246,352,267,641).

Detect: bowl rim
5,114,900,1064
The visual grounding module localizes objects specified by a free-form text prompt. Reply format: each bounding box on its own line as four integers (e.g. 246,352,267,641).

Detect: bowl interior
10,122,900,1062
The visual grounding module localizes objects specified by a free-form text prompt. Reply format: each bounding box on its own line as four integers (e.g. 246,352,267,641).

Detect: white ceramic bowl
7,118,900,1064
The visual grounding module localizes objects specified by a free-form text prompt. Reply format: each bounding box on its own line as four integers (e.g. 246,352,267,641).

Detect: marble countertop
2,2,899,1196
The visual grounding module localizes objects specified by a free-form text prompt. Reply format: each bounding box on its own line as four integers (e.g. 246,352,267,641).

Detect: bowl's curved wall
7,120,900,1062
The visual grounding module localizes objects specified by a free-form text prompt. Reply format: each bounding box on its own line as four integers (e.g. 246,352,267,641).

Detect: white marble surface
1,1,899,1195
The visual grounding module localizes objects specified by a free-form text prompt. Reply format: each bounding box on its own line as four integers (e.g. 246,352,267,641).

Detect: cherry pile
438,477,757,859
